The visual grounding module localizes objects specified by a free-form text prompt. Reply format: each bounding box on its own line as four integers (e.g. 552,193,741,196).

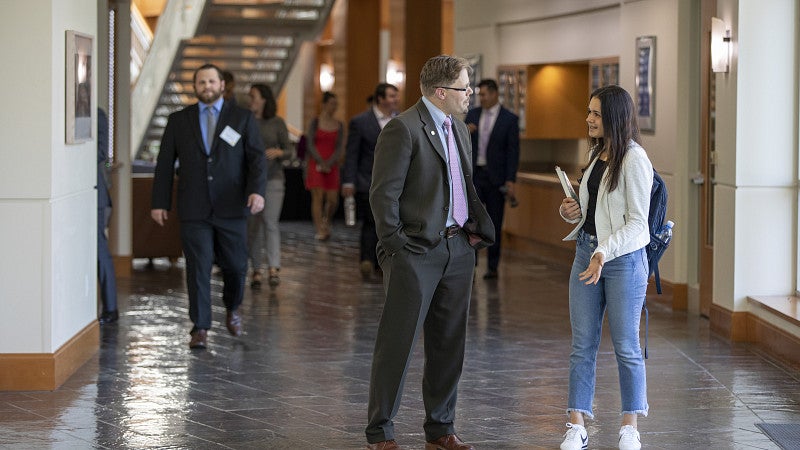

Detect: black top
582,159,607,236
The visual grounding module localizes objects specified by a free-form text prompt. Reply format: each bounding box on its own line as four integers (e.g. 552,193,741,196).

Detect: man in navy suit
465,79,520,279
151,63,266,349
342,83,398,278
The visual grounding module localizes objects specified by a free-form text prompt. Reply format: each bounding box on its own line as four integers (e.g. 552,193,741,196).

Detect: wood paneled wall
345,0,381,121
403,0,442,108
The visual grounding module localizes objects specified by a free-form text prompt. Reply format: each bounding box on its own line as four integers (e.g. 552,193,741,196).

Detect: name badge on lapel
220,126,241,146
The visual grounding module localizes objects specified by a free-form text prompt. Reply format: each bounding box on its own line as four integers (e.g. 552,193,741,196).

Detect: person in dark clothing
96,107,118,324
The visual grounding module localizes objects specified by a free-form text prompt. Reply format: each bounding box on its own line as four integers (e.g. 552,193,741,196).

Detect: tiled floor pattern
1,221,798,449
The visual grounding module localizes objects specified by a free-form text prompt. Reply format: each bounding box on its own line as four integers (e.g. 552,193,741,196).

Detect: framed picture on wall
635,36,656,132
66,30,93,144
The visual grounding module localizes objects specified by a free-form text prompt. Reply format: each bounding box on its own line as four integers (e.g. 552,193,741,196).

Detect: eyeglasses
436,86,470,92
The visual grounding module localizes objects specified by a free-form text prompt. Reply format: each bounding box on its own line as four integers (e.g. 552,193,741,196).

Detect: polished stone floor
1,221,799,449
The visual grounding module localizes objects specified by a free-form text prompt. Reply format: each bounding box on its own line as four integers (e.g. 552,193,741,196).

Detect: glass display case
497,65,528,134
590,57,620,92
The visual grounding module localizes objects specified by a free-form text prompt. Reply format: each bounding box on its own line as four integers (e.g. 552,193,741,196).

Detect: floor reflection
0,221,797,448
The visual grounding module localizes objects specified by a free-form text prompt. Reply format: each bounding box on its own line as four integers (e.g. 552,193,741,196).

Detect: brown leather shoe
365,440,400,450
189,329,207,349
250,270,263,289
226,310,242,336
268,267,280,287
425,434,474,450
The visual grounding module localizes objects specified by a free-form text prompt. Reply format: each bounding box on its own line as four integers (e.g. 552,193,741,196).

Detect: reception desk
131,167,313,260
132,174,182,260
502,172,578,266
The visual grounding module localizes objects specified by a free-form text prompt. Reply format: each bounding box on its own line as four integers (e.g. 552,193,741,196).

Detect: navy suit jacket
97,108,111,209
464,106,520,186
152,100,266,221
343,108,382,193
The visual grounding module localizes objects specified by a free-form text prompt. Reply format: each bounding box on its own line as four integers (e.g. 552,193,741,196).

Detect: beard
197,88,223,104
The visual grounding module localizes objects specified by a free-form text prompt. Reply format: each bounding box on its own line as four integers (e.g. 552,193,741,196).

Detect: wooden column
403,0,442,107
111,0,133,276
346,0,381,121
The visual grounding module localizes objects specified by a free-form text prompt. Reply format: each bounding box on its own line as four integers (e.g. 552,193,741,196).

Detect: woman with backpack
557,85,653,450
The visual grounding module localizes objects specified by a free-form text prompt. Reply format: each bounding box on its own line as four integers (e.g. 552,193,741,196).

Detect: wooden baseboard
746,312,800,370
0,321,99,391
709,302,800,369
647,279,688,310
113,255,132,277
709,303,749,341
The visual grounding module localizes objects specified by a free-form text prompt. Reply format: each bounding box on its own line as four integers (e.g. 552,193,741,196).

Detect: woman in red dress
304,92,345,240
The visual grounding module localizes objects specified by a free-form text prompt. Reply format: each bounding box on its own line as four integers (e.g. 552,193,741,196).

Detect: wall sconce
711,17,731,73
386,59,405,87
319,63,335,91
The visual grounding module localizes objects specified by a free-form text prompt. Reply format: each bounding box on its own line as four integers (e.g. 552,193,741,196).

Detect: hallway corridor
1,221,798,449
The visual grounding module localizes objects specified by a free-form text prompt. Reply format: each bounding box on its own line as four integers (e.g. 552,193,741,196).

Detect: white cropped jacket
561,141,653,263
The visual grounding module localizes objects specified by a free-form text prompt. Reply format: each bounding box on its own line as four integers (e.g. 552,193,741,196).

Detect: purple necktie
204,106,216,154
443,117,468,226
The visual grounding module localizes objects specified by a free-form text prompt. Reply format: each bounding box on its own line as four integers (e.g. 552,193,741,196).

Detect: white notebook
555,166,578,202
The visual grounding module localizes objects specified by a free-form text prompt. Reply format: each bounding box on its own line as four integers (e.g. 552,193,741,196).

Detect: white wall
455,0,621,78
620,1,698,293
283,41,315,134
0,0,98,353
714,0,797,313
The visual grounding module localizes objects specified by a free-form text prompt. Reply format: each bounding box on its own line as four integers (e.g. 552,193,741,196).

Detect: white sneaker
560,422,588,450
618,425,641,450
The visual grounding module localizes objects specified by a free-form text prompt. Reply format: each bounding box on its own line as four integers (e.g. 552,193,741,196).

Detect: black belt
445,225,461,238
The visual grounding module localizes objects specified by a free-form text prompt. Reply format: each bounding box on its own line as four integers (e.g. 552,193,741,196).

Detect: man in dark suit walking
465,79,520,279
151,63,266,349
365,55,495,450
341,83,398,278
97,107,118,325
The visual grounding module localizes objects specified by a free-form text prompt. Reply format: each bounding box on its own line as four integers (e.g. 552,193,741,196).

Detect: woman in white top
558,85,653,450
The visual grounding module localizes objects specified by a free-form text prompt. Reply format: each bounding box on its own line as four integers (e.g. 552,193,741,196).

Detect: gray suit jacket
369,99,495,255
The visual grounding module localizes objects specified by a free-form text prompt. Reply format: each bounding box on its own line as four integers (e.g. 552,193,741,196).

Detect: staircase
133,0,335,161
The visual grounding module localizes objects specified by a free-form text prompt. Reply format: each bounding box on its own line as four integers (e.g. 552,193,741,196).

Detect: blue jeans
567,230,649,419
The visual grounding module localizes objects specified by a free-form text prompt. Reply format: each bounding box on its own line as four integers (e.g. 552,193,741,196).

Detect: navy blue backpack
642,168,669,359
646,169,669,293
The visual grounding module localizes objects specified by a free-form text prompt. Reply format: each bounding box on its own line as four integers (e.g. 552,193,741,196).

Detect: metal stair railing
130,0,207,162
131,0,335,162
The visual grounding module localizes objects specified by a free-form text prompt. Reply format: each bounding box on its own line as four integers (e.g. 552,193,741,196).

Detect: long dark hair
322,91,337,104
586,85,640,192
251,83,277,120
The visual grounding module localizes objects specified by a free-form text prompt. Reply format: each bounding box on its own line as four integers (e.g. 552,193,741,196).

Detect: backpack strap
654,264,662,295
647,248,663,295
642,300,649,359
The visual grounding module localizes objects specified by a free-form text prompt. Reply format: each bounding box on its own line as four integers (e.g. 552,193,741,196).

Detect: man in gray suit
365,55,495,450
